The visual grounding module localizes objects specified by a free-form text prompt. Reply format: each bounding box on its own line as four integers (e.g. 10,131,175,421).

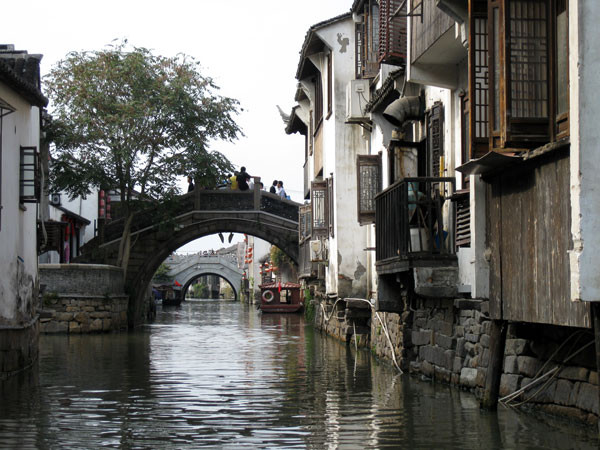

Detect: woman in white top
276,180,286,199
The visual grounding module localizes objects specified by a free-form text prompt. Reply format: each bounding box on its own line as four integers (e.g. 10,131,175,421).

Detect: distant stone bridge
166,254,243,299
77,187,300,325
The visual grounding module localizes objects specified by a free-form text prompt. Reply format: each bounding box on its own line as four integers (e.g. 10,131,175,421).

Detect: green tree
190,282,208,299
152,262,171,283
45,41,242,274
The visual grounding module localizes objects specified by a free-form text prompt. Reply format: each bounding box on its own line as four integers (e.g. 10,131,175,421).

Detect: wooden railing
375,177,456,263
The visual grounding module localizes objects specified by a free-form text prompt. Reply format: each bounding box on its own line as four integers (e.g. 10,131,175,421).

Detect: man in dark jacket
269,180,277,194
238,166,251,191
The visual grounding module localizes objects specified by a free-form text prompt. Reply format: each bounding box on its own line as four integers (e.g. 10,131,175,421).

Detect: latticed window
311,180,328,237
379,0,407,65
20,146,40,203
484,0,568,151
468,0,490,159
357,155,381,225
299,204,312,243
355,0,380,78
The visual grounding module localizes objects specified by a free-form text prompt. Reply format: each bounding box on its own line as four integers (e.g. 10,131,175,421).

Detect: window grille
357,155,381,225
311,180,328,236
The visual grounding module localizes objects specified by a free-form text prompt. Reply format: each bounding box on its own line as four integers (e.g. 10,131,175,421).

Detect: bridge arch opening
182,272,238,301
80,190,300,326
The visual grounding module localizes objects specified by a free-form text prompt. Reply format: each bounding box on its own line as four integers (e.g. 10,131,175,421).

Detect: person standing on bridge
237,166,251,191
229,172,239,190
276,180,287,199
270,180,277,194
187,175,195,193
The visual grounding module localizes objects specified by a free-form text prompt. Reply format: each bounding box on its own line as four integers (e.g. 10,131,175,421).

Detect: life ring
262,290,275,302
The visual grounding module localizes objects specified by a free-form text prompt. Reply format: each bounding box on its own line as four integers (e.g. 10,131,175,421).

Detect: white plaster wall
569,0,600,302
315,19,370,298
0,82,40,323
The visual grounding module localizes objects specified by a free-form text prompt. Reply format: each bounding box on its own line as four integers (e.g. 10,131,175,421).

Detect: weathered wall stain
354,261,366,280
337,33,349,53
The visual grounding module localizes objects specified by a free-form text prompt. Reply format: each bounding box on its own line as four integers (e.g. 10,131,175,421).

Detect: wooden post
194,184,201,210
591,302,600,437
253,176,261,210
481,319,507,410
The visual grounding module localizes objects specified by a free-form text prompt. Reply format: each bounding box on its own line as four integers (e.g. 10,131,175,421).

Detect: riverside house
0,45,47,379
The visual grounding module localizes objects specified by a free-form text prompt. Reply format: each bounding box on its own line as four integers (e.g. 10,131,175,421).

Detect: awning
456,151,521,176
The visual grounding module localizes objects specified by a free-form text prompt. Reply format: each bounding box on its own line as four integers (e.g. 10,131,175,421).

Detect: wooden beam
481,319,507,409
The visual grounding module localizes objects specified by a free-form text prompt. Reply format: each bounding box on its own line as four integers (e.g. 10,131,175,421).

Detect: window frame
20,145,40,204
311,180,328,237
486,0,568,151
468,0,490,159
357,154,382,225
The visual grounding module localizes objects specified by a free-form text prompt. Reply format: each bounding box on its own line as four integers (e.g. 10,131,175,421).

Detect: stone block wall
498,324,598,424
368,294,598,425
39,295,128,333
39,264,129,334
309,274,598,424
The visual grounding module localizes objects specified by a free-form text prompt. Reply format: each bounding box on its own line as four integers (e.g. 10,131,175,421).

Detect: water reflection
0,299,596,449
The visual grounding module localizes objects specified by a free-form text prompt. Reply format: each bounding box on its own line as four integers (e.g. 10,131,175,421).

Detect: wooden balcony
409,0,466,88
375,177,457,274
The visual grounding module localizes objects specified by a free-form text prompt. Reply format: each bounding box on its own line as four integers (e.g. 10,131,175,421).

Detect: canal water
0,300,597,449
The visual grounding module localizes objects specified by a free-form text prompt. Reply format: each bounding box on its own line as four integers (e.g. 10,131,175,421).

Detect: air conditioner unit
310,238,328,263
346,79,370,123
50,193,61,206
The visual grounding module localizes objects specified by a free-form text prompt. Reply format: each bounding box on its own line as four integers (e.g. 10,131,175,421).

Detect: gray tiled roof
0,46,48,107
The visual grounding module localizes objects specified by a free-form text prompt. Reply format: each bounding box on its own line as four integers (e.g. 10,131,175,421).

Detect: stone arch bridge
167,253,243,300
77,187,299,325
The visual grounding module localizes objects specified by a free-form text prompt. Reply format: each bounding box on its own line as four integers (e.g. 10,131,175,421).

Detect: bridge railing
93,179,299,245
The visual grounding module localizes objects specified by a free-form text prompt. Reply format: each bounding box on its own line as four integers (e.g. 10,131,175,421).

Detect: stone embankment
39,264,128,334
312,293,598,425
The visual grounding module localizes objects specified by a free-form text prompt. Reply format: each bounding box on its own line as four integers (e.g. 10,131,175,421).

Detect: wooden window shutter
327,54,332,118
314,72,323,131
453,192,471,249
327,176,334,237
355,22,365,79
357,155,381,225
428,102,444,177
20,146,40,203
468,0,490,159
311,180,328,237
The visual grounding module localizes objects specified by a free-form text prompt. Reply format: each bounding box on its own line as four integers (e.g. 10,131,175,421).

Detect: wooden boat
259,282,303,313
155,284,183,306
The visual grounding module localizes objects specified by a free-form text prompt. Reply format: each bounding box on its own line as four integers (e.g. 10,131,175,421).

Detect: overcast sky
4,0,351,253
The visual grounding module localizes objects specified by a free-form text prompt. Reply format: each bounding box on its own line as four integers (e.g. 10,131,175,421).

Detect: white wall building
287,12,371,300
0,44,48,378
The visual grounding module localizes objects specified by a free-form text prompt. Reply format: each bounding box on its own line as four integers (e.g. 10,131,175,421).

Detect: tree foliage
152,262,172,283
46,40,241,199
45,41,243,271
